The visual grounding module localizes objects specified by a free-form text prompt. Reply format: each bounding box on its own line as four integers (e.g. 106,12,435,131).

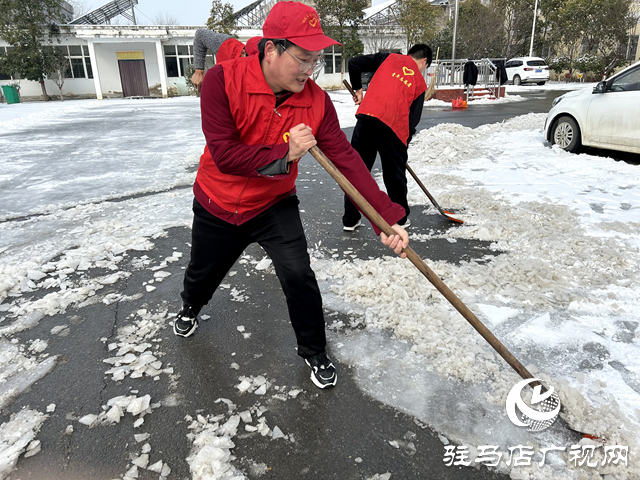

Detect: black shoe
173,305,200,337
398,217,411,228
343,219,362,232
305,351,337,389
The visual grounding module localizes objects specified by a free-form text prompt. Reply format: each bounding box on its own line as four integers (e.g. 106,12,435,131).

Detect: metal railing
426,58,506,100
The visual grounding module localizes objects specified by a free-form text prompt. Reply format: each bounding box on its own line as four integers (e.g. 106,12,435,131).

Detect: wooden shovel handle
309,145,538,386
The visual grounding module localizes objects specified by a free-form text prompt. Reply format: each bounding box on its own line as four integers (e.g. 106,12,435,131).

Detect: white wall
93,42,163,97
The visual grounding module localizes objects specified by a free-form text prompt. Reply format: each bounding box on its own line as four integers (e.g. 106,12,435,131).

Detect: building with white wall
0,0,408,100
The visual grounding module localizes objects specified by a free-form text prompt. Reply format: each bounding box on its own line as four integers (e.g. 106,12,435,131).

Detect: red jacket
197,55,405,232
357,54,427,145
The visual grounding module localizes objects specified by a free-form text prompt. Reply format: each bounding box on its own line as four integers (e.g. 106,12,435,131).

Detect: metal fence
427,58,507,98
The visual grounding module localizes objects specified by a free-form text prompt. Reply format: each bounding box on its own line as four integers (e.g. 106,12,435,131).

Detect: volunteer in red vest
174,1,409,390
342,45,432,231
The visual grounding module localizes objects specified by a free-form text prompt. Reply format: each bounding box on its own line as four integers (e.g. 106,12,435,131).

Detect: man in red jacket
342,45,432,231
174,1,409,389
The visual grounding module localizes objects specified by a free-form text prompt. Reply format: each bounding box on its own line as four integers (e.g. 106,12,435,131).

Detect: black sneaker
398,217,411,228
173,305,200,337
305,351,337,389
343,219,362,232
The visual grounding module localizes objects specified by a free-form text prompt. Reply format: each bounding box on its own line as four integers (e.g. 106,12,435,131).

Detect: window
627,35,639,63
610,66,640,92
164,45,194,77
324,46,346,75
527,60,546,67
56,45,93,79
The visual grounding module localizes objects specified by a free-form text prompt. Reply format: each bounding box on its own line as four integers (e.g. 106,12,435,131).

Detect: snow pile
0,409,48,478
0,339,58,411
77,393,157,428
104,308,175,382
314,114,639,479
186,392,300,479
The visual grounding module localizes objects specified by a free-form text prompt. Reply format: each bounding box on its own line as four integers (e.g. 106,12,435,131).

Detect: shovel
342,79,463,224
308,145,600,438
309,145,535,385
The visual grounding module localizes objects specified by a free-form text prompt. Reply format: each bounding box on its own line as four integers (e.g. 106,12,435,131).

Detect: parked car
544,60,640,154
505,57,550,85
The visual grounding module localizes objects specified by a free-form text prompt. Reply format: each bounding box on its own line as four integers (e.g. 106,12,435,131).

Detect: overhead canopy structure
234,0,279,29
69,0,139,25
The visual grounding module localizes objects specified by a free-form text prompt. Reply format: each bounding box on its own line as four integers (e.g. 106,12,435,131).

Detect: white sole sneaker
399,218,410,228
343,220,362,232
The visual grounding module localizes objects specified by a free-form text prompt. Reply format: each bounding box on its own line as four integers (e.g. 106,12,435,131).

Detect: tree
454,0,504,58
49,46,69,101
206,0,237,36
67,0,90,18
316,0,367,77
544,0,636,78
152,12,180,26
0,0,66,101
578,0,637,77
393,0,442,49
431,0,501,59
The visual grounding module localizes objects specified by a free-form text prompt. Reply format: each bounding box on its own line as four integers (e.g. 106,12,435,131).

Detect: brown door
118,59,150,97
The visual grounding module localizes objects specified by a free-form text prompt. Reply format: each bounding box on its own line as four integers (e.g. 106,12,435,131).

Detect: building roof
69,0,139,25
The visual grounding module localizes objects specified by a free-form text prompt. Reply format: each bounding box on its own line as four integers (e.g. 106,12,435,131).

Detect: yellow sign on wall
117,51,144,60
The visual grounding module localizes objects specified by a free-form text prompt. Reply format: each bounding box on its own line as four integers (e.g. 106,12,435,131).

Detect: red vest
196,56,326,215
357,54,427,145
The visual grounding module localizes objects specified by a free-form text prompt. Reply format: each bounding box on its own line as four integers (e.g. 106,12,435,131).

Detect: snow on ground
506,81,597,94
1,94,638,479
312,111,639,478
328,81,591,118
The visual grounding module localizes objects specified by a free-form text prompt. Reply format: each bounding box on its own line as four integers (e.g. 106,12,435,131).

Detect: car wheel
552,116,582,152
513,75,522,86
537,81,546,86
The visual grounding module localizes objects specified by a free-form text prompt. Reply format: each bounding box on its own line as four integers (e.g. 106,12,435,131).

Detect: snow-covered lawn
0,94,638,479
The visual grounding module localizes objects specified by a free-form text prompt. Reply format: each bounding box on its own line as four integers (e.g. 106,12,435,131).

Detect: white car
505,57,550,85
545,60,640,154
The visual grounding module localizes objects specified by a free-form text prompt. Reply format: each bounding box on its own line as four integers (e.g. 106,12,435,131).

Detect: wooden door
118,59,150,97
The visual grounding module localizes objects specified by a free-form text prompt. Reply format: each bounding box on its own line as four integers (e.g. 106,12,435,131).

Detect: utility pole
131,1,137,25
529,0,539,57
451,0,459,85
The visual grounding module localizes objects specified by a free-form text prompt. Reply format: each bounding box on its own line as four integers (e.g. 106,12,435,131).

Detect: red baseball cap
262,1,341,51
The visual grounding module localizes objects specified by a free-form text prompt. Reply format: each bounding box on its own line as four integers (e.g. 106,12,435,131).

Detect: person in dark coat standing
342,45,432,231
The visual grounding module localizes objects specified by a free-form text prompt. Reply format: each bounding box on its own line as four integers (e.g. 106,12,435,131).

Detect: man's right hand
191,69,205,91
287,123,317,163
353,88,364,105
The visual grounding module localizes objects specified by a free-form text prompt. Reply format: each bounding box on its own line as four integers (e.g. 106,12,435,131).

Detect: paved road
6,93,569,480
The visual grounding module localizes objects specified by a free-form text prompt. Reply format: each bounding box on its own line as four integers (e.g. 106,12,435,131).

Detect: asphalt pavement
6,92,567,480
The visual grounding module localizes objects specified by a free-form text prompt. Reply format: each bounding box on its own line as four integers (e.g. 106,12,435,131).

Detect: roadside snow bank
316,113,639,479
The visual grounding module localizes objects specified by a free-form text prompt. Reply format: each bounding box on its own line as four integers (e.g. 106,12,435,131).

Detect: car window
610,67,640,92
527,60,546,67
506,61,515,68
516,61,523,67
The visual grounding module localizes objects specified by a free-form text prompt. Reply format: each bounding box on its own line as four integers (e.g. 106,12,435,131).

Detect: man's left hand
380,224,409,258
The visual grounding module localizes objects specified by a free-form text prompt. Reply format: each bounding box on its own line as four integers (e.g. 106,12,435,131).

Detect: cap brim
287,34,342,51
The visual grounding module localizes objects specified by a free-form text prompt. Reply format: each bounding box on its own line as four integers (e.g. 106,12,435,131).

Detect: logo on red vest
391,72,413,88
402,66,415,76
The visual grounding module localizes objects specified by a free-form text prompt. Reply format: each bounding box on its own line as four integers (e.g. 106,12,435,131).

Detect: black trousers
181,195,325,358
343,116,410,226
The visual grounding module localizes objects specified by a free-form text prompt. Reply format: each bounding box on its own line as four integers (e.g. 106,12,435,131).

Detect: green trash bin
1,85,20,104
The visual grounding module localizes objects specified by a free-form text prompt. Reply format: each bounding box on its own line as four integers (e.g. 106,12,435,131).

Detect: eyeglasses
278,44,325,74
